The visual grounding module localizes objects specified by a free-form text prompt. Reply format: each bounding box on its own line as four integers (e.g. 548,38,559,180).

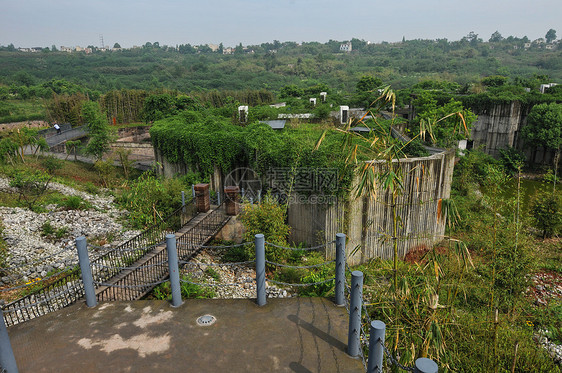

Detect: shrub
529,188,562,238
238,193,290,262
58,195,87,210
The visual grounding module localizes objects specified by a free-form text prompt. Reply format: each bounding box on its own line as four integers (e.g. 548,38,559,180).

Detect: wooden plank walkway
95,207,230,301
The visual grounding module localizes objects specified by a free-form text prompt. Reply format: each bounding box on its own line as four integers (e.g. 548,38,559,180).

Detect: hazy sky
1,0,560,48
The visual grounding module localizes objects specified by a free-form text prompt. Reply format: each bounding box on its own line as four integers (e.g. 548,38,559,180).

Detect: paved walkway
24,147,154,171
8,298,363,372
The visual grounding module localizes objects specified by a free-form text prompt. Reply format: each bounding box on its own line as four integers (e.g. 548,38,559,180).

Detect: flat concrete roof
261,120,287,129
8,298,364,372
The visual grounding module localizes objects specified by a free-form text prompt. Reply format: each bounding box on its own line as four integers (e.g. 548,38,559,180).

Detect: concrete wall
471,102,527,157
470,101,558,170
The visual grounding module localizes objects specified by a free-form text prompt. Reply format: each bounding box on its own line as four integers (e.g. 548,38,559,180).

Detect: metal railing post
255,234,266,306
347,270,363,357
0,309,18,373
335,233,346,306
414,358,438,373
182,191,185,206
166,234,182,307
217,190,221,205
76,236,97,307
367,320,385,372
191,184,195,199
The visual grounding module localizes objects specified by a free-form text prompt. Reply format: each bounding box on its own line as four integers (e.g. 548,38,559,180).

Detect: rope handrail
264,241,335,251
264,259,335,269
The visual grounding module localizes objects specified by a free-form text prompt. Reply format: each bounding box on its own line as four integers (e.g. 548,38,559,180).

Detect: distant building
340,41,352,53
208,44,219,52
540,83,558,94
60,46,73,53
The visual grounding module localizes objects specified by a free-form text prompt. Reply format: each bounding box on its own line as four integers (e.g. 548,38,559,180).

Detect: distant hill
0,36,560,93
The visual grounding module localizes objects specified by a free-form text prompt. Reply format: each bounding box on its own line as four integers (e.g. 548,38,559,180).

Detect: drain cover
196,314,216,326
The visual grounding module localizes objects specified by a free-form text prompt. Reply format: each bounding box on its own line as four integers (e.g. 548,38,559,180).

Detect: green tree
545,29,557,43
520,103,562,172
530,188,562,238
414,92,477,148
489,31,503,42
113,43,121,49
481,75,508,87
142,94,177,122
82,101,114,161
356,75,383,93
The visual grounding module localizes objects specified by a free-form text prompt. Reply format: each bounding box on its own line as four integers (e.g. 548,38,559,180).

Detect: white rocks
182,250,294,300
0,177,140,284
535,331,562,366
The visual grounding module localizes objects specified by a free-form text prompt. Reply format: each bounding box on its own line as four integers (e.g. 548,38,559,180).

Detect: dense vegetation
1,33,561,94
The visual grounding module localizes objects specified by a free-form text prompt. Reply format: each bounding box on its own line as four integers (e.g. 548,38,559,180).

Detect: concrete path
24,147,155,171
8,298,364,372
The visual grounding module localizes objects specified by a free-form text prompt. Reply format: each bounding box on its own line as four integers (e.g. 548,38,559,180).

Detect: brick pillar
194,183,210,213
224,186,240,216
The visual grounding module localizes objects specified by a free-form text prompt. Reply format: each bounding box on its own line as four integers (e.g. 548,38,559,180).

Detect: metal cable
381,342,416,372
90,260,168,271
267,278,335,287
179,278,241,288
0,267,75,292
2,284,82,313
179,260,255,267
264,241,335,251
264,259,335,269
199,242,252,249
1,246,74,271
93,279,167,288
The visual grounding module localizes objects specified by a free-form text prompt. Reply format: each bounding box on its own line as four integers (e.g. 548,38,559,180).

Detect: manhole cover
196,314,216,326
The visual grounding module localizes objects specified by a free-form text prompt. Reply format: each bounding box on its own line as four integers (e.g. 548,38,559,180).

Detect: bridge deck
8,298,364,372
95,207,230,302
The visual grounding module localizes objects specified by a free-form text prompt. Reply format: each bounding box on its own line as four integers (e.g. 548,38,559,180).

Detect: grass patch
0,99,46,124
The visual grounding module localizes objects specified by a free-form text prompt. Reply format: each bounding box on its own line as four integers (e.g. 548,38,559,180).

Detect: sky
1,0,561,48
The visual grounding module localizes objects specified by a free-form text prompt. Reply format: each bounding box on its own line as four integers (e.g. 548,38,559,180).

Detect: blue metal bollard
335,233,346,306
367,320,385,372
76,236,97,307
166,234,182,307
347,271,363,357
414,358,438,373
255,234,266,306
0,309,18,373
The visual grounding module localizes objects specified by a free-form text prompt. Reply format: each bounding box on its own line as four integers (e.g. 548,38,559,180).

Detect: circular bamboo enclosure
289,150,455,266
